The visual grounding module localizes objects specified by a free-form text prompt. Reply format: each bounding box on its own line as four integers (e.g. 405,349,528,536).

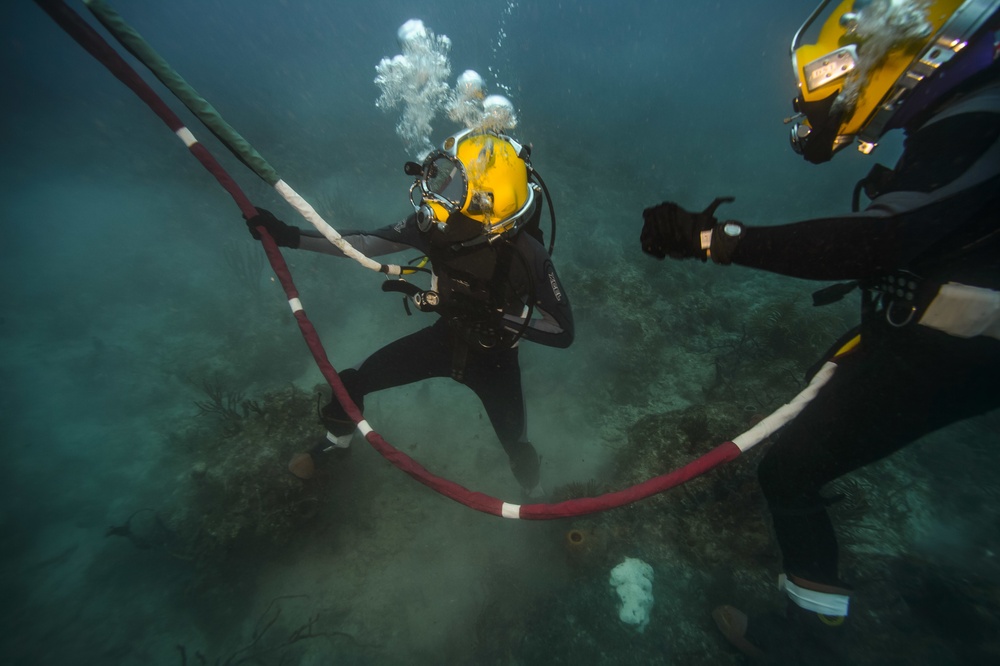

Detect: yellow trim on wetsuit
833,334,861,358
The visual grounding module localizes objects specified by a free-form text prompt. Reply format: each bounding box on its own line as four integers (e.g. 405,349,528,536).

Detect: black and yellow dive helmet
407,129,538,245
788,0,1000,163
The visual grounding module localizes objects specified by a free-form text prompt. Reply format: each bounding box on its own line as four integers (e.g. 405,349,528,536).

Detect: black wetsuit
735,80,1000,586
297,207,574,490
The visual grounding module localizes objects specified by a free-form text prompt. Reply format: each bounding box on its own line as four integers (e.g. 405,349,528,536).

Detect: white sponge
609,557,655,632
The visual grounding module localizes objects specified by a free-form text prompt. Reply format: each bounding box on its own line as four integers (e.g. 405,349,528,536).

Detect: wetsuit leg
320,322,454,435
320,320,538,487
462,345,539,489
758,328,1000,586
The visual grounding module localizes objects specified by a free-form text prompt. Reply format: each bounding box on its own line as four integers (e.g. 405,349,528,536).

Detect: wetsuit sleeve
295,213,428,257
732,205,927,280
731,110,1000,281
503,235,575,348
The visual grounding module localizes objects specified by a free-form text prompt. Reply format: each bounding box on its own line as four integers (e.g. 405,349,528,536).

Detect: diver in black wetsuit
247,129,573,495
640,0,999,661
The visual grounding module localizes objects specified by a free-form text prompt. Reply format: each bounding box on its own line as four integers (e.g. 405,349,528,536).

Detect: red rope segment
36,0,746,521
521,441,742,519
361,429,509,515
362,429,744,520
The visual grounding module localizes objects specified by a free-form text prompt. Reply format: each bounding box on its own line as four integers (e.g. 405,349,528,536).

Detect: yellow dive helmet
788,0,1000,163
409,129,536,238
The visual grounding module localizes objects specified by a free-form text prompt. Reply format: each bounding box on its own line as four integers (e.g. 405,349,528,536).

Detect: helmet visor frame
409,151,469,228
420,152,468,209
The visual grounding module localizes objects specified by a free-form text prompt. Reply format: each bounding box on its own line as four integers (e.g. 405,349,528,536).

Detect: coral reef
161,383,337,572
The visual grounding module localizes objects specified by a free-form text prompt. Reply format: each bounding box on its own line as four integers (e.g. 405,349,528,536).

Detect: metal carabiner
885,300,916,328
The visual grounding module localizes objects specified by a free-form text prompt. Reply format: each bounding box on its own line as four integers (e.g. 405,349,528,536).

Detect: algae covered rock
163,383,337,568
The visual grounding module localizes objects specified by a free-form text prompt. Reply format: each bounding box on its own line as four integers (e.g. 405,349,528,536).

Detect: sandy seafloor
2,1,999,664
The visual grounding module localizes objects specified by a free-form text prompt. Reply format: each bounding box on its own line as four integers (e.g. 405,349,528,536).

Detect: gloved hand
244,207,301,248
640,196,740,263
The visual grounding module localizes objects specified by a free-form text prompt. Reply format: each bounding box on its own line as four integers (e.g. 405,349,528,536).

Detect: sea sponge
609,557,655,632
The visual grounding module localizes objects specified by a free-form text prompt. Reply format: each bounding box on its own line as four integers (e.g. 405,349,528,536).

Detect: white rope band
288,297,303,313
357,419,373,437
501,502,521,519
175,127,197,148
274,179,400,275
731,361,838,452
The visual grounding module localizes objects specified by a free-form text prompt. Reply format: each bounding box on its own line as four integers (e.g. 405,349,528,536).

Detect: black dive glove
245,207,301,249
640,196,743,264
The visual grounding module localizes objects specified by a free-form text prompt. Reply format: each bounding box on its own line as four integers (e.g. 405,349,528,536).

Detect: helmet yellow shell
453,134,530,227
794,0,963,136
789,0,997,160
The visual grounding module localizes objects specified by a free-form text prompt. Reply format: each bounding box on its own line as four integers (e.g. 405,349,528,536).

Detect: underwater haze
2,1,999,664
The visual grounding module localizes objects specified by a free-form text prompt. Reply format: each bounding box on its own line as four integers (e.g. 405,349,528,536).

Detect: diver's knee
757,447,787,503
757,445,820,511
758,457,829,517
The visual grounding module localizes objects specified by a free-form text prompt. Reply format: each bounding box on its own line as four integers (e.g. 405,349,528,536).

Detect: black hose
531,169,557,256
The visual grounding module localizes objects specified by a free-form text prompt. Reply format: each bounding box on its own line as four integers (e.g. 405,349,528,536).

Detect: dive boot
713,576,852,664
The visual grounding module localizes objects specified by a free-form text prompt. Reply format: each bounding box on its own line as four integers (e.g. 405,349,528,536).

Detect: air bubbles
481,94,518,132
375,19,453,156
455,70,486,100
397,19,428,49
446,76,517,132
447,70,488,128
376,16,520,156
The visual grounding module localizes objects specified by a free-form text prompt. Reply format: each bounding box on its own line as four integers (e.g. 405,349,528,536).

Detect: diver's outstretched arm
641,108,1000,281
245,208,418,258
